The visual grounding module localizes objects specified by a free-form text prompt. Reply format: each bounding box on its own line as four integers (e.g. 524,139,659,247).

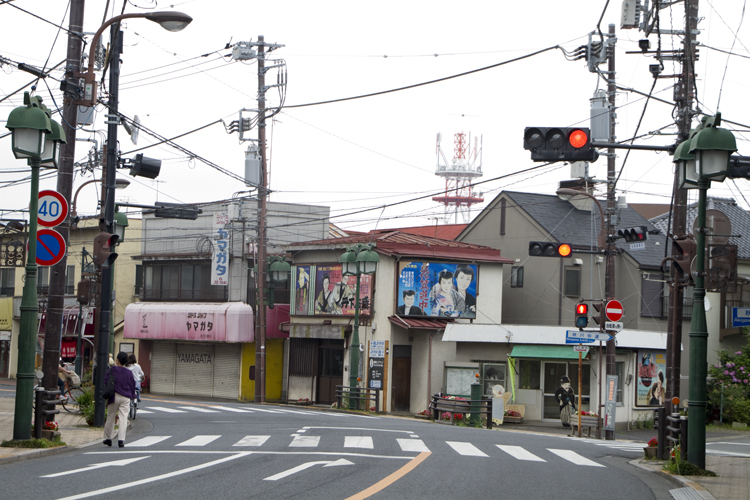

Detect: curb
0,444,71,466
629,459,717,500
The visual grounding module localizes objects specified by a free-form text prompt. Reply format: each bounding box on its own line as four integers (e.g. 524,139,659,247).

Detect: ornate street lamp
5,92,66,441
339,244,379,399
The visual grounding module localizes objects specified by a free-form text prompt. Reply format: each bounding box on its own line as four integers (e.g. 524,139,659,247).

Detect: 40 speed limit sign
37,190,69,228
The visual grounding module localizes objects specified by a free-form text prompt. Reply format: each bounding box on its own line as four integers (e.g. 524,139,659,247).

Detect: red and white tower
432,132,484,224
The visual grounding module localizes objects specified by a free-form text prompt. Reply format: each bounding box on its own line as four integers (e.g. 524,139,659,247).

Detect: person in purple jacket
103,351,137,448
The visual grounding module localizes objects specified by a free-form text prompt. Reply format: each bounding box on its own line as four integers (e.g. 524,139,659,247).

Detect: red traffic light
558,243,572,257
569,129,588,149
576,303,588,315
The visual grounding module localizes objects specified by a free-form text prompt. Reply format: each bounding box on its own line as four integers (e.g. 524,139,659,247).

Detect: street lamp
339,244,379,400
84,11,193,427
673,113,736,469
5,92,66,440
71,178,130,227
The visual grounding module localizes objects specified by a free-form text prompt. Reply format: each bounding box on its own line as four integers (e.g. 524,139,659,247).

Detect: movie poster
291,265,312,315
290,264,373,316
397,262,478,318
636,349,666,406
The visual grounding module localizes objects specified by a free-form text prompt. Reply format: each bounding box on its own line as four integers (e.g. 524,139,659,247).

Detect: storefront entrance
0,336,9,378
392,345,411,412
316,340,344,404
542,361,590,419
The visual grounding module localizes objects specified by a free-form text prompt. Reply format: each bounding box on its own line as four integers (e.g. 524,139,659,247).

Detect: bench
570,415,602,438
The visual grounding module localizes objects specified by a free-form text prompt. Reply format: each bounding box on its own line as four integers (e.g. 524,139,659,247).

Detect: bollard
680,415,688,461
656,407,666,460
470,383,481,426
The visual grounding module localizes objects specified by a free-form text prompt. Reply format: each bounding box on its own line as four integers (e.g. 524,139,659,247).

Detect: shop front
124,302,254,400
0,297,11,378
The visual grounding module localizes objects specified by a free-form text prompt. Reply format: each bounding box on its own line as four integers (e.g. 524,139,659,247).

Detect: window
641,277,664,318
37,266,49,294
134,264,143,295
518,359,541,389
615,362,624,404
0,268,15,296
563,267,581,297
510,266,524,288
142,262,227,301
482,363,506,397
65,265,75,295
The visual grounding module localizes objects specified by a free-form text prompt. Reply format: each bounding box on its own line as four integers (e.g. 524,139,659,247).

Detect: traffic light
129,153,162,179
93,232,119,268
618,226,648,243
671,237,696,276
575,302,588,329
591,301,606,328
528,241,573,258
523,127,599,163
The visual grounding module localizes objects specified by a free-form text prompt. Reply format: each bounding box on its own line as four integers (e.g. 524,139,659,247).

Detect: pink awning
124,302,254,343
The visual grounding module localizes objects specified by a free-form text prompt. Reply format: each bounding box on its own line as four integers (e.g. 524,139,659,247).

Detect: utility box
245,145,261,187
590,90,611,143
620,0,640,29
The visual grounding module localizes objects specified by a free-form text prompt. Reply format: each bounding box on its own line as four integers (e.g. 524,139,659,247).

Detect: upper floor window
510,266,524,288
563,267,581,297
37,266,49,295
143,262,227,302
65,265,75,295
0,268,15,296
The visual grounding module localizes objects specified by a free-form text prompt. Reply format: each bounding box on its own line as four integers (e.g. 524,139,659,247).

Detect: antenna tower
432,132,484,224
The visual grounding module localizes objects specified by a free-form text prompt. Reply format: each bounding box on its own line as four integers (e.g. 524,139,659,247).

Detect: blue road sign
36,228,66,266
565,330,613,344
732,307,750,328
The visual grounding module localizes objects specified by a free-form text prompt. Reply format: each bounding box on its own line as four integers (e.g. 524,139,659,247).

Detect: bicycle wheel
62,387,83,413
129,400,136,420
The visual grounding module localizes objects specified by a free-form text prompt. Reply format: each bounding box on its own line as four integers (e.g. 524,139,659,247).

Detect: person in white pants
103,352,136,448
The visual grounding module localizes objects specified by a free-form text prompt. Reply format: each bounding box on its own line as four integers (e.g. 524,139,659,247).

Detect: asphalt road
0,396,690,500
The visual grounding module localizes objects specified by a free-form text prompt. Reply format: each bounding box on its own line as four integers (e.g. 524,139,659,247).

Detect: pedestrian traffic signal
93,232,118,269
528,241,573,258
618,226,649,243
591,301,606,328
523,127,599,163
575,302,588,329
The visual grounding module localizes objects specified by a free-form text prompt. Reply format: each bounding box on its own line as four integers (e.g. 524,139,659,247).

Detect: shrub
707,339,750,424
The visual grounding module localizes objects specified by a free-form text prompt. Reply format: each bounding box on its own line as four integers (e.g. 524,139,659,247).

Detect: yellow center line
344,451,431,500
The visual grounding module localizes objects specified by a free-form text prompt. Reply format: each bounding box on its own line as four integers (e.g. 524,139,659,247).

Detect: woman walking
103,352,136,448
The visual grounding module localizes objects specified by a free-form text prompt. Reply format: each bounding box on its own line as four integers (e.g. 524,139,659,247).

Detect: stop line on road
136,403,378,419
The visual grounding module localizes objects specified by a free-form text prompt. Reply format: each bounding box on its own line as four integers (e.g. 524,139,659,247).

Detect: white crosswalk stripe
344,436,374,449
289,435,320,447
207,405,254,413
148,406,188,413
397,438,430,453
233,435,270,447
136,410,154,414
178,406,221,413
578,438,646,453
127,436,171,447
547,449,605,467
446,441,488,457
496,445,546,462
176,435,221,446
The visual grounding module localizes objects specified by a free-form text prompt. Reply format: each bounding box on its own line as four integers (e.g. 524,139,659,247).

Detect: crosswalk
122,433,607,467
136,403,377,419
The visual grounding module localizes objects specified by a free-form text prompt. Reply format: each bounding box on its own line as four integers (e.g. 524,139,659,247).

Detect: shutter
175,343,214,397
212,343,240,399
151,342,176,395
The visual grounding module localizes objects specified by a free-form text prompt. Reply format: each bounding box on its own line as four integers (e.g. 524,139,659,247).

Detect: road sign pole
578,348,582,438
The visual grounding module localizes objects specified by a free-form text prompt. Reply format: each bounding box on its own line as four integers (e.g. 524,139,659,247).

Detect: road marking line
136,410,154,414
233,435,270,447
42,457,149,478
289,435,320,447
302,426,413,435
345,436,374,449
175,435,221,447
147,407,187,414
264,458,354,481
177,406,220,413
344,452,431,500
396,439,429,453
246,407,284,414
496,445,546,462
547,449,605,467
55,453,250,500
446,441,487,457
207,405,254,413
126,436,171,447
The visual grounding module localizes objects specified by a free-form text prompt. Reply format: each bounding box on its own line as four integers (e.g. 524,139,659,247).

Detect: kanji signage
211,212,229,286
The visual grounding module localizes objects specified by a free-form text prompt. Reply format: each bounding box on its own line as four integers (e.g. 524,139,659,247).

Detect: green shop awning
509,345,586,360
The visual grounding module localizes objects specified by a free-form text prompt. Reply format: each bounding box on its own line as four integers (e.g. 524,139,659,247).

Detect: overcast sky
2,0,749,241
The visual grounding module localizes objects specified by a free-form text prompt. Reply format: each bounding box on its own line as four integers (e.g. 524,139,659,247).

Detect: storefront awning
387,315,452,330
510,345,584,360
124,303,253,342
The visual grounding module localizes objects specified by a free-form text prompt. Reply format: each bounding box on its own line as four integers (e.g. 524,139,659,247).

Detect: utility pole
255,35,268,404
42,0,85,401
604,23,617,441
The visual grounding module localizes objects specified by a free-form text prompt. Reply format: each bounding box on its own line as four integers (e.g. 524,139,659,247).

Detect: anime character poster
397,262,478,318
291,265,312,315
312,264,373,317
636,349,667,406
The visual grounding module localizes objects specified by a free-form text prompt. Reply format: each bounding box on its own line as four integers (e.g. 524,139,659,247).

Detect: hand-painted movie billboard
290,264,373,317
397,262,477,318
636,349,666,406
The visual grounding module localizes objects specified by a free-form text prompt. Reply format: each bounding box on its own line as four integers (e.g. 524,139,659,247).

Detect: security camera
639,39,651,52
649,64,662,77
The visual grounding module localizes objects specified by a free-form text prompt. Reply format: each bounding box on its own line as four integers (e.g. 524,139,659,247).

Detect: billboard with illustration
636,349,666,406
290,264,373,317
397,262,478,318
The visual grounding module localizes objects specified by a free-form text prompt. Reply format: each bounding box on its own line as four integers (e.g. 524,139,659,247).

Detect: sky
2,0,750,243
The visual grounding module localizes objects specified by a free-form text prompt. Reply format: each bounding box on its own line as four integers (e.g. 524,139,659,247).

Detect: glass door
543,362,567,419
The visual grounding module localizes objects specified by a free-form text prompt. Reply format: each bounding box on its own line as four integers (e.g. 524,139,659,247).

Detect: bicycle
129,389,140,420
61,380,84,413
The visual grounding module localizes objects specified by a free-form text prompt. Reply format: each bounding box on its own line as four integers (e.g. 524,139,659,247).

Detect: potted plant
295,397,311,406
643,437,658,458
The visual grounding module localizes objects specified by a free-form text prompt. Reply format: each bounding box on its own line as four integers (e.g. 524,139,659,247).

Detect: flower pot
643,446,657,459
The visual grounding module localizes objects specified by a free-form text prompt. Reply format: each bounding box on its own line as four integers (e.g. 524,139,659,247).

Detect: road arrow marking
264,459,354,481
42,456,149,478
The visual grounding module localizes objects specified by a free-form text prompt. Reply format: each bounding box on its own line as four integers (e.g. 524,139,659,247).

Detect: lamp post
71,178,130,227
339,245,379,399
81,11,192,426
5,92,66,440
673,113,736,469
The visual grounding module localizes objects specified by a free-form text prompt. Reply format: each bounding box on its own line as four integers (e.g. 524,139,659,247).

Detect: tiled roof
373,224,467,241
387,315,453,330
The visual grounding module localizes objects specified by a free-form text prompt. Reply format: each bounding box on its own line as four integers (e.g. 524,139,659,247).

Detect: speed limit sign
37,190,69,228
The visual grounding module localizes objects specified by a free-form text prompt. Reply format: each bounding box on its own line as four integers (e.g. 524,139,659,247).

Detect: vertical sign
604,374,618,431
636,349,666,406
368,340,385,390
211,212,229,286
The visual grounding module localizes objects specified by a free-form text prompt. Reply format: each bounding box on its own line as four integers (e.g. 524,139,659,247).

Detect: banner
636,349,666,406
397,261,478,318
211,212,229,286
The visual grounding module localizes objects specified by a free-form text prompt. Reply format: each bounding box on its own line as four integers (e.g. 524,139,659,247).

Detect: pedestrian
57,358,73,397
125,354,145,402
103,352,136,448
554,376,577,428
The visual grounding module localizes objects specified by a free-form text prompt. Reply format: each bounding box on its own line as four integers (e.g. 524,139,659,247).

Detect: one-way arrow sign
41,456,149,478
264,458,354,481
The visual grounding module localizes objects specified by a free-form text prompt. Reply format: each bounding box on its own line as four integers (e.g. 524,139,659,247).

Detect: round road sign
35,228,66,266
606,299,624,322
37,190,69,228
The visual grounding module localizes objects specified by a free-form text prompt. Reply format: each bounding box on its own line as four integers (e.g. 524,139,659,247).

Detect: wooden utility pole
255,35,268,403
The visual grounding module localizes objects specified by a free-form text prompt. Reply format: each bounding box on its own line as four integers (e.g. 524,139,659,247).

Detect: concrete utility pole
604,23,617,441
42,0,85,401
664,0,698,417
255,35,269,404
